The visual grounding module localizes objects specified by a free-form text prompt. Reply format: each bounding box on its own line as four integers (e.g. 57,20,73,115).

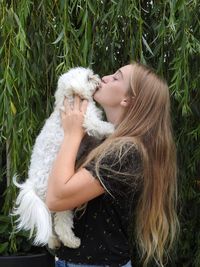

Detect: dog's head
54,67,100,108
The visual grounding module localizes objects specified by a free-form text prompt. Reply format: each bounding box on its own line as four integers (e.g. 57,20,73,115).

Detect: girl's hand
60,95,88,140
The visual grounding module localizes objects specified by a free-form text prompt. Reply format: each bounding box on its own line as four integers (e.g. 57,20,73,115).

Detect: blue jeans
55,259,132,267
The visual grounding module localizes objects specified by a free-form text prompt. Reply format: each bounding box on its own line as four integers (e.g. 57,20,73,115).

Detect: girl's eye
113,76,118,80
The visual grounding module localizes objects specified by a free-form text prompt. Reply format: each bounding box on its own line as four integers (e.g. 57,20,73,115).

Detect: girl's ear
120,97,131,107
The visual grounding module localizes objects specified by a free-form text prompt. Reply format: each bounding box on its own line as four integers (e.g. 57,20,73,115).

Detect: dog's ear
54,73,71,109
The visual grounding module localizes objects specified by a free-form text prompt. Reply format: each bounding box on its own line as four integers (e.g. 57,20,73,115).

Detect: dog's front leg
48,233,61,250
47,213,61,250
54,211,81,248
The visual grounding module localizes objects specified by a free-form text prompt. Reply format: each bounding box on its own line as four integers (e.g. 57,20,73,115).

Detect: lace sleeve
84,143,143,199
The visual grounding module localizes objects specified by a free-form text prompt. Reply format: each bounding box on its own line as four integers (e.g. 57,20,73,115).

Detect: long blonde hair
79,62,180,266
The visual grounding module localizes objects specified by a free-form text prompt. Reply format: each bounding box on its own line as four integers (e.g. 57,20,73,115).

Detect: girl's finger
81,99,88,113
64,97,71,113
74,95,80,111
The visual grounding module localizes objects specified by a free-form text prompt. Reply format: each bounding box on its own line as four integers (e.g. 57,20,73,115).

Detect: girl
46,62,180,267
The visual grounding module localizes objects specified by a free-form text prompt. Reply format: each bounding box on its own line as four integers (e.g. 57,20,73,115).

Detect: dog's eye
88,76,92,81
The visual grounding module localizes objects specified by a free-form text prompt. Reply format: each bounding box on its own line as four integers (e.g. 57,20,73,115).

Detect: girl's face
93,64,133,109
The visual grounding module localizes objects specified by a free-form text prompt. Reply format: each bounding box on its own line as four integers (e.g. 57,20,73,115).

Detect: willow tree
0,0,199,266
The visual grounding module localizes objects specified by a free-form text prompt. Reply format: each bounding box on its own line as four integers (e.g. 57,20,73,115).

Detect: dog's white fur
13,67,114,249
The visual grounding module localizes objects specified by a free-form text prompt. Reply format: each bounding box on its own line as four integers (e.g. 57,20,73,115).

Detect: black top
56,142,143,267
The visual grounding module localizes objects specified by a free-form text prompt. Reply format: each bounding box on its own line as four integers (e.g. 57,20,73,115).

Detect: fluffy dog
13,67,114,249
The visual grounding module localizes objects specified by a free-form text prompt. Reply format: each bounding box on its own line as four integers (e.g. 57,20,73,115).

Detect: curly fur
13,67,114,249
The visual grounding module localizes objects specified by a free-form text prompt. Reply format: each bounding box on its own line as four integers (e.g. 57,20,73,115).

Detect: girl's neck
104,107,124,126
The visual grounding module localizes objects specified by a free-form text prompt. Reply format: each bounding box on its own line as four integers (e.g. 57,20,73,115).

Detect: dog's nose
89,74,100,81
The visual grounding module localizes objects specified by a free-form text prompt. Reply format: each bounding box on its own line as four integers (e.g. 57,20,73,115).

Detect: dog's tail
12,175,52,245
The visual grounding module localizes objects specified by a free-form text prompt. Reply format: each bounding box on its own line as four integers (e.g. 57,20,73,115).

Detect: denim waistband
55,259,132,267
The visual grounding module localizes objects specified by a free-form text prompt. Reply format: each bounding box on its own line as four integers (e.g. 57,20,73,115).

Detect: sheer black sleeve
84,143,143,199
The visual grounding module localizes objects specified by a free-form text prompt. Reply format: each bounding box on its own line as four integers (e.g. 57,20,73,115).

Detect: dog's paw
63,236,81,248
48,235,61,250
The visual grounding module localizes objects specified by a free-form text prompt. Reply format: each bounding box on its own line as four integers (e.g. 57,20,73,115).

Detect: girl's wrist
63,133,83,145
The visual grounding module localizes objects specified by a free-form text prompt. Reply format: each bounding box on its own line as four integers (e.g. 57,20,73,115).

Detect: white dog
13,67,114,249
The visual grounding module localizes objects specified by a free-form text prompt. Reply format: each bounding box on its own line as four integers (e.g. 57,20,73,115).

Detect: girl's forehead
120,64,132,76
120,65,133,85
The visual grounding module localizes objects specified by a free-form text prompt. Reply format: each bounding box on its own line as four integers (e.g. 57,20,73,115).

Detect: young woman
46,62,180,267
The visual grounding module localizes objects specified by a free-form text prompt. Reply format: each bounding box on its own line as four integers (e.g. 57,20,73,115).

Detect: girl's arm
45,96,105,211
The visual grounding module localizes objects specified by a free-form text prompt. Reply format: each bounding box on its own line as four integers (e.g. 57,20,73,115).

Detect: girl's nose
101,75,110,83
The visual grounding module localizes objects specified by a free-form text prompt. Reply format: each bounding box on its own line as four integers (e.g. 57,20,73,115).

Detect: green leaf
0,215,11,223
10,101,17,115
142,36,154,56
88,0,96,15
52,29,64,44
13,12,22,29
0,242,9,254
0,223,9,234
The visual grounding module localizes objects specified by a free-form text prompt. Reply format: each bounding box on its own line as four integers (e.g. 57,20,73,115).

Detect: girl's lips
95,82,102,91
98,82,102,89
92,83,102,97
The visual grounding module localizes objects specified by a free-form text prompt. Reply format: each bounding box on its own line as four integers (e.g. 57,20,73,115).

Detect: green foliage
0,0,199,265
0,214,41,256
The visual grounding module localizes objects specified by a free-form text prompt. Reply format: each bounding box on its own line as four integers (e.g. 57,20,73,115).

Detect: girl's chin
93,95,98,103
93,91,100,101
